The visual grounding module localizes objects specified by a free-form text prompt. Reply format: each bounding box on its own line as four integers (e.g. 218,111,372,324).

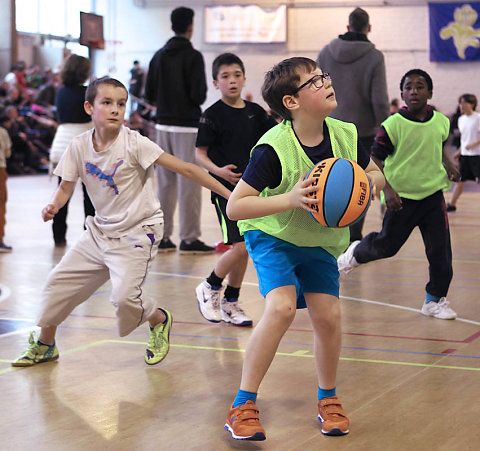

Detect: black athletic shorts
459,155,480,182
211,192,244,244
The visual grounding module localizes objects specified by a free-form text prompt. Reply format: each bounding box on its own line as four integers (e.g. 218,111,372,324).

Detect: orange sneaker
224,400,266,441
317,396,350,436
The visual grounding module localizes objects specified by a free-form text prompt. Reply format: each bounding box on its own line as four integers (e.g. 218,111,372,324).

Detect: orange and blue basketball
305,158,371,228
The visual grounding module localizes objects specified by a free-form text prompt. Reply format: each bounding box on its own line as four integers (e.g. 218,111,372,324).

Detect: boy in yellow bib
338,69,460,319
224,57,384,441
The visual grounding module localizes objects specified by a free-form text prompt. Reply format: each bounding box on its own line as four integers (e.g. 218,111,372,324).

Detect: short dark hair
85,77,128,104
261,57,318,121
171,7,194,34
349,8,369,33
459,93,477,110
400,69,433,92
212,53,245,80
61,54,91,87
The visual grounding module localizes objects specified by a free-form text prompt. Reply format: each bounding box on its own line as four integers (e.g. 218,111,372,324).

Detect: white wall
89,0,479,118
0,0,12,76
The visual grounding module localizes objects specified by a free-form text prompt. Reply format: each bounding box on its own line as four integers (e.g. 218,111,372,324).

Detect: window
16,0,93,38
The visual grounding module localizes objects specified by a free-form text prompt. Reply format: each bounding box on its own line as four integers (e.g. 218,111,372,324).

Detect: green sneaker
145,309,173,365
12,331,59,367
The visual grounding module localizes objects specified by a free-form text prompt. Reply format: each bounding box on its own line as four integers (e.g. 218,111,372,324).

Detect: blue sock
425,293,440,304
233,389,257,408
318,386,336,400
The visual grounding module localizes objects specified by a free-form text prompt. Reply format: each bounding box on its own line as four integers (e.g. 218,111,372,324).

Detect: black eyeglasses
291,73,331,95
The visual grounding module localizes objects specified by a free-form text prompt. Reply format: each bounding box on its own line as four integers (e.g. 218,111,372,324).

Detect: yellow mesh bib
239,118,357,258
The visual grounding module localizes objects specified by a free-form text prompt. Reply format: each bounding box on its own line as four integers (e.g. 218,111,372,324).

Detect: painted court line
379,255,480,265
341,295,480,327
105,340,480,371
3,267,479,326
3,340,478,375
149,271,480,326
1,313,479,346
4,325,480,361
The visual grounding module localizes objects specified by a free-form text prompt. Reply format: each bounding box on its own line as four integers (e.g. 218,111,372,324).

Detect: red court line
289,328,476,344
463,330,480,343
69,314,480,344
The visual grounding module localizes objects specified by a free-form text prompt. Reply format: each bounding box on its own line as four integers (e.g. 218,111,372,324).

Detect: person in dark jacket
145,6,213,254
317,8,389,242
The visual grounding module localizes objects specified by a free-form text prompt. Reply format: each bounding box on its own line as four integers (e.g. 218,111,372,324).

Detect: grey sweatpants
154,127,201,242
37,219,162,337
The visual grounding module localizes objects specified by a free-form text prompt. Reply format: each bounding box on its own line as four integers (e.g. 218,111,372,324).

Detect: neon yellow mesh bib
382,111,450,200
239,118,357,258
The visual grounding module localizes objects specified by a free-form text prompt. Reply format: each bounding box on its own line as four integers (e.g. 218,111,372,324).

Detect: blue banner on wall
429,2,480,61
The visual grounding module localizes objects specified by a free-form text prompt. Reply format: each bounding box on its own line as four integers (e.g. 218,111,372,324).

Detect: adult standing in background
128,60,144,112
317,7,389,242
49,54,94,247
145,6,212,254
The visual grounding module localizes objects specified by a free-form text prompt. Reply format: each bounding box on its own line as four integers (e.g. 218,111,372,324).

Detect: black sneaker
446,204,456,212
0,243,13,253
179,239,214,255
158,238,177,253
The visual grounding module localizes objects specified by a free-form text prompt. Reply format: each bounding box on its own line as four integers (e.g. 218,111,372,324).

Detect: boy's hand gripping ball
305,158,371,228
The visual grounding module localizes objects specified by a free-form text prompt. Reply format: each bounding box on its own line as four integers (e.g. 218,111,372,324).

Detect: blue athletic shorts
244,230,340,309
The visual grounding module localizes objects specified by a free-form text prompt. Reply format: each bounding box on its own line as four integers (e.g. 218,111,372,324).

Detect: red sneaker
224,400,266,441
215,241,233,253
318,396,350,436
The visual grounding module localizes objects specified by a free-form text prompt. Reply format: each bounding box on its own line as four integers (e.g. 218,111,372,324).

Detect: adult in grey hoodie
317,7,389,241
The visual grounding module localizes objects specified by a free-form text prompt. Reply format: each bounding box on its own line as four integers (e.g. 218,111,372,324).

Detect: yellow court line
108,340,480,372
3,339,480,375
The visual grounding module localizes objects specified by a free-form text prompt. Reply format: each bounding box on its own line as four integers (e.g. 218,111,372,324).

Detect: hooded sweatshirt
317,32,389,138
145,36,207,127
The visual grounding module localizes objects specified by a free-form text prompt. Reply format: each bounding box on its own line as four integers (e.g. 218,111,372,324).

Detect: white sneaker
195,281,221,323
337,241,361,275
221,298,253,327
421,297,457,320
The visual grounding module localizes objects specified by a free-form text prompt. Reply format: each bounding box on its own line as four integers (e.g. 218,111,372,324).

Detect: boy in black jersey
195,53,276,326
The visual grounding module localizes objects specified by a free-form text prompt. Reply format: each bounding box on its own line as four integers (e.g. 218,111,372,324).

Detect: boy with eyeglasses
223,57,384,441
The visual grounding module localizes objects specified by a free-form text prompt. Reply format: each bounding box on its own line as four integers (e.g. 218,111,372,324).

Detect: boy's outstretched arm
42,180,76,222
364,158,385,200
227,176,318,221
155,152,231,199
196,146,242,186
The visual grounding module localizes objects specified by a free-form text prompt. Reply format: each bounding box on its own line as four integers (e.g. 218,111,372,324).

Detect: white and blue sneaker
221,298,252,327
421,298,457,320
196,281,222,323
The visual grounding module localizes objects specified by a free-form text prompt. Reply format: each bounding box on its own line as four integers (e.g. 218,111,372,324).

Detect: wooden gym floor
0,173,479,451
